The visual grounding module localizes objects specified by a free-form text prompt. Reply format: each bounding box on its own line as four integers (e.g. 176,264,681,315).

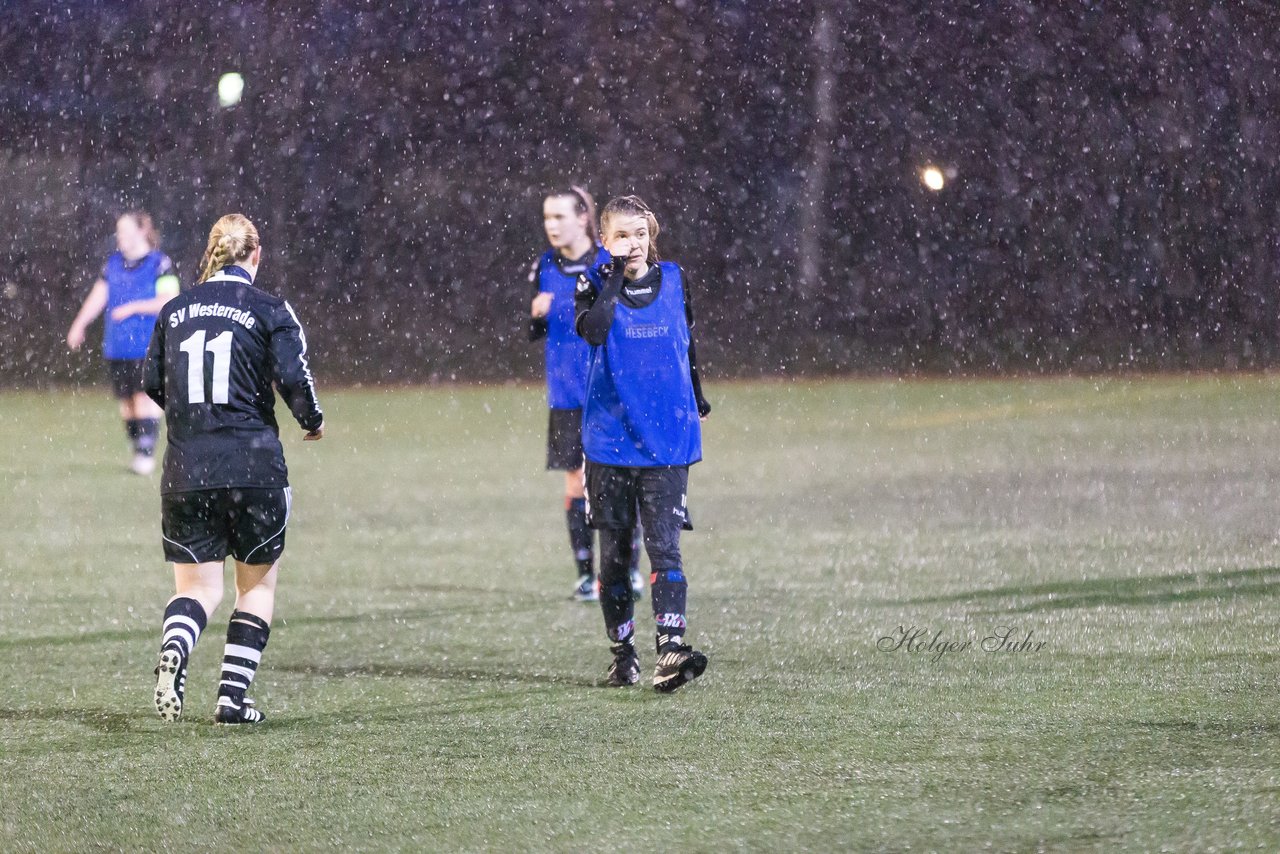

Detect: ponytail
197,214,260,283
546,186,599,243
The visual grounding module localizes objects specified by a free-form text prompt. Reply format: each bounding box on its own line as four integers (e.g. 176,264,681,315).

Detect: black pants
586,463,692,643
586,463,690,565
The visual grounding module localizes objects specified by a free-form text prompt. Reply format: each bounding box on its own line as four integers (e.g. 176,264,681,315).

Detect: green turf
2,376,1278,851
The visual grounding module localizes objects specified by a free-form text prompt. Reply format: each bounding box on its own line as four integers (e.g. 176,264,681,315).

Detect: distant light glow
921,165,945,191
218,72,245,108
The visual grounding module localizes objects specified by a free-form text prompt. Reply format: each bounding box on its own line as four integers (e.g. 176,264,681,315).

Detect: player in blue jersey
529,187,643,602
574,196,711,692
67,211,180,474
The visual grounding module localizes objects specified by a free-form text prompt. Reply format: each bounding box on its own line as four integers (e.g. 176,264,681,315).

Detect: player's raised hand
531,292,553,318
605,237,634,264
304,423,324,441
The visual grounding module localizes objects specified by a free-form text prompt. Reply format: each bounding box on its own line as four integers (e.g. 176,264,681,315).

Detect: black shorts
585,463,693,532
546,408,585,470
161,487,291,565
107,359,145,399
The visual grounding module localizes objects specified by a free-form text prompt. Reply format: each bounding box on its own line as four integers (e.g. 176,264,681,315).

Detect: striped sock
216,610,270,711
160,597,207,660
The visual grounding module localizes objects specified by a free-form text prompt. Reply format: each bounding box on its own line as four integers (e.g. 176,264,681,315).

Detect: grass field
2,375,1279,851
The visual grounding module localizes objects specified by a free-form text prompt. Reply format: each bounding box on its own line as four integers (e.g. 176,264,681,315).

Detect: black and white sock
216,610,271,711
160,597,207,660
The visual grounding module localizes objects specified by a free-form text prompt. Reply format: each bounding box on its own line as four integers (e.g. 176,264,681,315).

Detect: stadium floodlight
218,72,245,108
921,165,945,191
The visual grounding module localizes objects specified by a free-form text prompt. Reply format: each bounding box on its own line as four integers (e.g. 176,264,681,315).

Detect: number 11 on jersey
180,329,233,404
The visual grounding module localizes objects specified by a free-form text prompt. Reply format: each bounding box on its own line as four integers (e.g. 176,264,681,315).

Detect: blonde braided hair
197,214,260,282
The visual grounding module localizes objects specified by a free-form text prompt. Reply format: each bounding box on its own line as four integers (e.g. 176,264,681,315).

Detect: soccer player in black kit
142,214,323,724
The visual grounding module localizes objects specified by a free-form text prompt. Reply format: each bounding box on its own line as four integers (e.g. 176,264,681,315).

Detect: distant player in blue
67,211,179,474
528,187,643,602
574,195,711,692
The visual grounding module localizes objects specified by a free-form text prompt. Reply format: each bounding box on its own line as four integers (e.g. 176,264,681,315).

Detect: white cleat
154,648,184,722
130,454,156,475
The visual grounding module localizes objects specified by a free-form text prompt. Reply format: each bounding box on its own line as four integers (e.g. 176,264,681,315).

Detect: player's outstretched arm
683,271,710,420
67,279,108,350
689,339,711,420
270,300,325,435
142,317,166,408
110,262,180,321
111,288,179,320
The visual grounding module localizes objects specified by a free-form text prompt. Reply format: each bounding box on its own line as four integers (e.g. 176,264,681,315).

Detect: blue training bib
540,246,609,409
583,262,702,467
103,250,169,360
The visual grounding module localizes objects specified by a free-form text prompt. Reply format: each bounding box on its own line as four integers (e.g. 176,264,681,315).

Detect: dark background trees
3,0,1279,386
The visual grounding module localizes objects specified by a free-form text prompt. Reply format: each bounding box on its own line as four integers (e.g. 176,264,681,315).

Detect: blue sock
651,568,687,650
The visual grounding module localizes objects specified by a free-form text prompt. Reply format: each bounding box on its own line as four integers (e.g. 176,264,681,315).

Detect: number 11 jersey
143,265,324,495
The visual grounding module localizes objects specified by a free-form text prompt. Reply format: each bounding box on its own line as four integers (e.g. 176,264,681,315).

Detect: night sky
3,0,1279,384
